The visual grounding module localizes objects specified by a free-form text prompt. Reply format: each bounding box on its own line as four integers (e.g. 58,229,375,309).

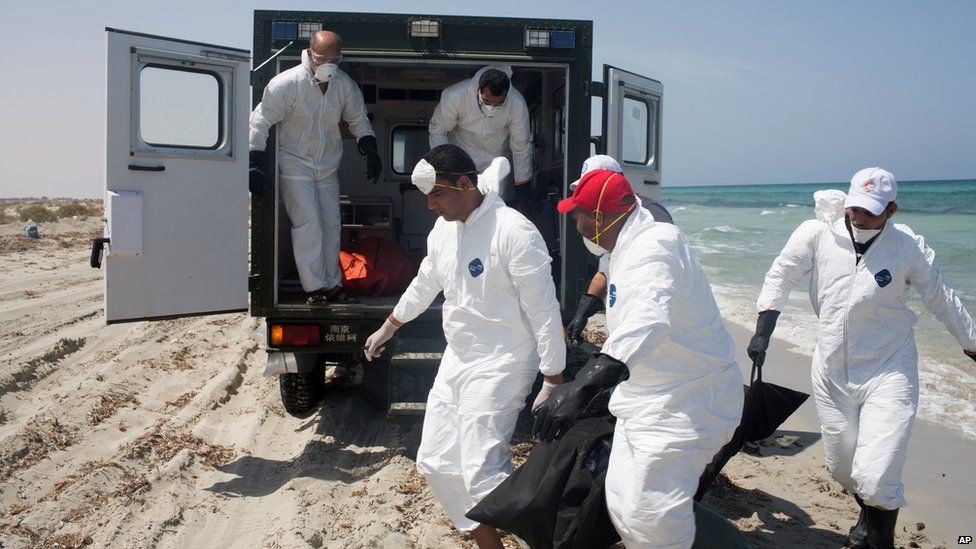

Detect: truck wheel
279,369,325,418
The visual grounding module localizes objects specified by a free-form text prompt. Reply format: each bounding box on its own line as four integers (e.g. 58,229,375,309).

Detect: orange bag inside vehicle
339,237,420,296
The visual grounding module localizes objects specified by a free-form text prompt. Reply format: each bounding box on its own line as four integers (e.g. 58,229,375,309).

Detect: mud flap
263,352,320,376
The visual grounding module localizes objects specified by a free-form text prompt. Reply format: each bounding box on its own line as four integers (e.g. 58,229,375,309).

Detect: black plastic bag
466,417,618,549
695,360,809,501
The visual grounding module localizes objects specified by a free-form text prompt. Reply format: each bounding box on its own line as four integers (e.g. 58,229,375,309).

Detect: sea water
662,180,976,439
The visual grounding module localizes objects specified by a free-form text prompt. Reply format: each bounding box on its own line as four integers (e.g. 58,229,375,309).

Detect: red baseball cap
557,169,635,214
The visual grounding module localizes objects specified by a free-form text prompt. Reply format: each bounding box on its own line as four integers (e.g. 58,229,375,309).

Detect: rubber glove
531,375,563,411
357,136,382,182
364,319,397,361
249,150,268,196
532,353,629,442
747,310,780,368
566,293,603,347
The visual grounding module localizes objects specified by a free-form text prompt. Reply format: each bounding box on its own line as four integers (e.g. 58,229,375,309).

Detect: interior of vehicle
272,57,570,308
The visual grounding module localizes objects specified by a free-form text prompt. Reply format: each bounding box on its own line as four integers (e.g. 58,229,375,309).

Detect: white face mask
411,159,437,194
582,236,609,257
851,226,882,244
314,63,338,83
478,93,503,117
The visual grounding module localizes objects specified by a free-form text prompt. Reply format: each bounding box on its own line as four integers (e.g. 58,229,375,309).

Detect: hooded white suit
249,51,374,291
757,191,976,509
391,162,564,531
428,66,532,201
599,203,743,548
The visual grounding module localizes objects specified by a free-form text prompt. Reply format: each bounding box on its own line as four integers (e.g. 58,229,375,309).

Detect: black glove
357,136,382,183
532,353,629,442
514,182,538,219
249,150,268,196
747,310,780,368
567,293,603,347
966,350,976,363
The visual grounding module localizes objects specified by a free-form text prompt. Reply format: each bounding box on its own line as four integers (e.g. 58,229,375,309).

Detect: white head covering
844,167,897,216
570,154,623,191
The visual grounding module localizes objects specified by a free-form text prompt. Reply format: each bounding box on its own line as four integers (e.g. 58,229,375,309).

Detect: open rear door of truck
602,65,663,200
99,28,250,323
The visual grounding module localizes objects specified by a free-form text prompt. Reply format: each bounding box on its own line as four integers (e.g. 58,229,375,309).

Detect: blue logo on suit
875,269,892,288
468,258,484,278
608,284,617,307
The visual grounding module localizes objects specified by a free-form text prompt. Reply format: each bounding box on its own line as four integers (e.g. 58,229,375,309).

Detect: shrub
18,204,58,223
56,202,99,218
0,210,14,224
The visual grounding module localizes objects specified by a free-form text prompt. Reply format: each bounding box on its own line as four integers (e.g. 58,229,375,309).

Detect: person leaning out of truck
428,66,537,218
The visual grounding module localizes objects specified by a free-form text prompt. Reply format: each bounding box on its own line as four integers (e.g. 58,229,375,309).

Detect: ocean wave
760,209,777,216
703,225,740,234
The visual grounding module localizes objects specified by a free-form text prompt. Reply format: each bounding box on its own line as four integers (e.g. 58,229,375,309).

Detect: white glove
532,380,560,411
364,319,398,362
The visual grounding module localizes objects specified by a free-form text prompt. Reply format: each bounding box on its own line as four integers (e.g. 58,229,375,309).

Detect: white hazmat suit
428,66,532,201
757,191,976,509
600,203,743,548
249,50,374,292
391,160,565,531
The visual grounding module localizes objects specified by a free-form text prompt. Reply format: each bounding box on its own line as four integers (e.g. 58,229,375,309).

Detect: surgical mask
314,63,339,83
851,226,882,244
582,236,609,257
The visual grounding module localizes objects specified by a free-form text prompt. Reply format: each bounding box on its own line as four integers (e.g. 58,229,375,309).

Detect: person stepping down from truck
428,66,537,219
248,30,383,305
750,168,976,549
533,169,743,549
363,144,565,549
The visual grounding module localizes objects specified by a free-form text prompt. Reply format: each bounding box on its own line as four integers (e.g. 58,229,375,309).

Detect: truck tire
279,369,325,418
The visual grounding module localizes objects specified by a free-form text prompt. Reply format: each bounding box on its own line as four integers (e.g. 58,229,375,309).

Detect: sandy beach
0,210,970,548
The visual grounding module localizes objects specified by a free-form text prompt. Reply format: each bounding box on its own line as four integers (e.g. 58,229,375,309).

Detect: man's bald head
310,31,342,58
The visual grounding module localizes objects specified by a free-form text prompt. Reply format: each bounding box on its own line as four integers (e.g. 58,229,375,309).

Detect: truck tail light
270,324,321,346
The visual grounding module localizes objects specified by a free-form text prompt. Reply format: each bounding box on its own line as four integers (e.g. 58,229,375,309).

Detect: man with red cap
533,169,743,548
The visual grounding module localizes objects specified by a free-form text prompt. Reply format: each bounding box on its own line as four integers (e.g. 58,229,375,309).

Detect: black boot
865,505,898,549
847,495,868,548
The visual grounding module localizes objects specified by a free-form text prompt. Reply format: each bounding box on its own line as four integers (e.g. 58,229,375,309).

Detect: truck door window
139,66,221,149
392,125,430,174
621,95,652,164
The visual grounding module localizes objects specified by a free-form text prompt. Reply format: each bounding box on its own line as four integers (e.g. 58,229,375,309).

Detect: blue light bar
272,22,298,41
549,30,576,49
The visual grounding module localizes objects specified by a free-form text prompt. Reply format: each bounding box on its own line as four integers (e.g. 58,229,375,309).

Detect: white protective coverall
428,66,532,202
249,50,374,291
391,162,565,531
757,190,976,509
600,203,743,548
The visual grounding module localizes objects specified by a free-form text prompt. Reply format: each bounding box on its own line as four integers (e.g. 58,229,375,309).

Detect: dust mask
851,226,882,244
314,64,338,83
582,236,609,257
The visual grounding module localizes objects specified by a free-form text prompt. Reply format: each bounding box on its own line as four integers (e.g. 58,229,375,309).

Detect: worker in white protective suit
249,31,382,305
428,66,535,215
750,167,976,549
363,144,565,549
534,169,743,548
563,154,675,348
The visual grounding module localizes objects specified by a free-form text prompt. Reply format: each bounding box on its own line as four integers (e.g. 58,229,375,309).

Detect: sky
1,0,974,198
